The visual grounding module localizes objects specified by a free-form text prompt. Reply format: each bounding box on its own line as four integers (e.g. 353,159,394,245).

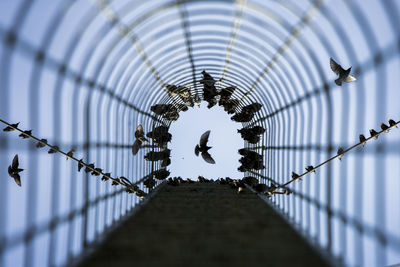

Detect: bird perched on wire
36,138,47,148
8,154,24,186
330,58,356,86
19,130,32,139
195,130,215,164
132,124,148,155
3,122,19,132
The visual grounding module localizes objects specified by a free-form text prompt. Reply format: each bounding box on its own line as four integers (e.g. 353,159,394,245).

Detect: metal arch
0,0,399,267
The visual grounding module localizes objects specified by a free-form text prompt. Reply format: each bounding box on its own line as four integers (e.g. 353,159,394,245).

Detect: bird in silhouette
195,130,215,164
337,147,344,160
102,173,111,181
132,124,148,155
84,163,95,173
330,58,356,86
388,119,397,128
369,129,379,140
66,149,75,160
380,123,390,133
77,159,84,172
8,154,24,186
305,165,315,173
36,139,47,148
291,171,300,181
359,134,367,146
48,146,59,154
19,130,32,139
3,122,19,132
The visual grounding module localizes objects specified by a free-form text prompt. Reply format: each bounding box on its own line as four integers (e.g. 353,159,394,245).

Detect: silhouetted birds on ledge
194,130,215,164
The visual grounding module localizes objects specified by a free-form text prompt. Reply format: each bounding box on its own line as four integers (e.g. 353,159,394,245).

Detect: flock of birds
3,58,399,197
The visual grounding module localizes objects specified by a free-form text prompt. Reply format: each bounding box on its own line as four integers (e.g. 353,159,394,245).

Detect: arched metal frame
0,0,399,266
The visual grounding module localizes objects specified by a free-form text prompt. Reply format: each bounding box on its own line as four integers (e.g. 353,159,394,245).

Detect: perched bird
66,149,75,160
291,172,300,181
369,129,379,140
194,130,215,164
8,154,24,186
91,168,102,176
388,119,397,128
19,130,32,139
380,123,390,133
102,173,111,181
84,163,95,173
359,134,367,146
132,124,148,155
111,178,120,186
3,122,19,132
337,147,344,160
330,58,356,86
305,165,315,173
77,159,84,172
36,139,47,148
48,146,59,154
242,176,258,187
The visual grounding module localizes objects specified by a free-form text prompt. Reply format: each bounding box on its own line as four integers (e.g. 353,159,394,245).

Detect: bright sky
169,101,244,180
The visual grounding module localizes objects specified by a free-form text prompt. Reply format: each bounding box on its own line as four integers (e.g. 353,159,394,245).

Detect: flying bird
330,58,356,86
8,154,24,186
194,130,215,164
132,124,148,155
3,122,19,132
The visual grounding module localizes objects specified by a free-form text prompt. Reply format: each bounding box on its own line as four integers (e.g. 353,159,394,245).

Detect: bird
194,130,215,164
369,129,379,140
3,122,19,132
359,134,367,146
291,171,300,181
132,124,148,155
66,149,75,160
19,130,32,139
194,94,201,106
380,123,390,133
8,154,24,186
48,146,59,154
330,58,356,86
337,147,344,160
36,139,47,148
305,165,315,173
77,159,84,172
388,119,397,128
84,163,95,173
91,168,102,176
102,173,111,181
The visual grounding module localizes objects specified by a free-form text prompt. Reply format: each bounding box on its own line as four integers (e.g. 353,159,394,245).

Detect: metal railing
0,0,399,266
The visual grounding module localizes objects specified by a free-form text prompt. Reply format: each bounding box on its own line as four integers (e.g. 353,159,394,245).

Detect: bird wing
12,154,19,169
194,145,200,156
344,74,356,82
201,151,215,164
330,58,344,74
13,174,21,186
132,140,142,155
199,130,211,147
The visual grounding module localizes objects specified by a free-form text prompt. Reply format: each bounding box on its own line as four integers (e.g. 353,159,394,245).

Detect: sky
169,101,244,180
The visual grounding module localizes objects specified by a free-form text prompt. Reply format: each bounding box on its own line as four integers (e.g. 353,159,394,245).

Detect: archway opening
169,101,244,180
